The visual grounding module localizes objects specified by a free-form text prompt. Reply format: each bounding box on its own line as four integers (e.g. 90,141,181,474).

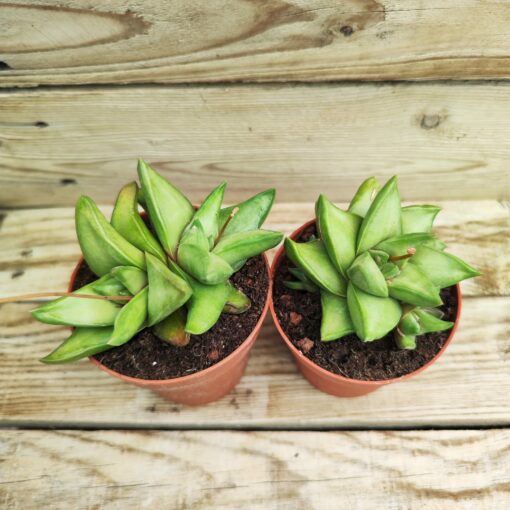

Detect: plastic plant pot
269,220,462,398
67,254,272,406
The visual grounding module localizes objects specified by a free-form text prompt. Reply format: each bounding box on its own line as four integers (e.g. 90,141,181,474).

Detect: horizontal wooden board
3,1,510,85
1,84,510,207
1,429,510,509
0,202,508,429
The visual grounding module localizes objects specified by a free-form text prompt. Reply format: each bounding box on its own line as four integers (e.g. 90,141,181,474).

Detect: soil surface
273,224,458,381
72,256,268,380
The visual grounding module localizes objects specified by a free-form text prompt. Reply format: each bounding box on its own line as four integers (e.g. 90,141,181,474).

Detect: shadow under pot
270,220,462,398
67,254,271,406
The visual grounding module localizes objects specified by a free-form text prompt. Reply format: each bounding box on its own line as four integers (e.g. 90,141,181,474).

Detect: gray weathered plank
3,1,510,86
1,84,510,207
1,429,509,509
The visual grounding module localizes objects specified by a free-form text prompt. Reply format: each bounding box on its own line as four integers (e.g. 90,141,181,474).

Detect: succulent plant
35,160,283,363
284,176,480,349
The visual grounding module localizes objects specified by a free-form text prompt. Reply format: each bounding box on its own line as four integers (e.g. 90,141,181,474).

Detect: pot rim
269,219,462,386
66,253,272,386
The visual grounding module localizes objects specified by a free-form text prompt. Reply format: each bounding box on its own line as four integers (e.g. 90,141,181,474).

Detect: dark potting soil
73,256,268,380
273,224,458,381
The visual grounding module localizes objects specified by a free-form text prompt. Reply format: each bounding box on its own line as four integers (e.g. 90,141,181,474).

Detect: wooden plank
1,84,510,207
0,202,507,299
1,429,509,509
3,1,510,85
0,202,508,428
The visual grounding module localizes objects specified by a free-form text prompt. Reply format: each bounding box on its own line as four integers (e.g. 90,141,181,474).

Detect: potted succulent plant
270,176,479,397
27,160,283,405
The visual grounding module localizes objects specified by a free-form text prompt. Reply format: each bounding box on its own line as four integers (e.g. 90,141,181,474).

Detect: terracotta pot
68,254,271,406
269,220,462,398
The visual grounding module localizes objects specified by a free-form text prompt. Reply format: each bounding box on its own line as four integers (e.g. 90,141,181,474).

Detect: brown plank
1,85,510,207
3,1,510,85
1,429,510,509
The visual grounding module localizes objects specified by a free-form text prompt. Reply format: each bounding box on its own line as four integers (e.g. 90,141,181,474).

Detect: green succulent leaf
76,196,146,276
401,205,441,234
411,245,481,288
223,286,251,314
395,332,417,350
110,266,148,295
219,189,275,236
32,276,122,326
40,326,114,364
347,282,401,341
399,311,421,335
153,308,190,347
283,280,316,292
286,267,319,292
92,274,131,303
190,182,226,248
320,290,354,341
146,252,192,327
375,233,435,257
213,229,283,269
111,182,166,262
387,262,442,307
356,176,402,254
369,249,390,266
414,308,454,334
108,287,148,346
348,177,381,218
178,221,234,285
347,252,388,298
137,159,194,259
423,238,447,251
285,238,346,296
316,194,361,277
380,262,400,279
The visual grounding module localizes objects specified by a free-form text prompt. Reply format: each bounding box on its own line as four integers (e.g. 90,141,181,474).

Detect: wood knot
340,25,353,36
420,114,442,130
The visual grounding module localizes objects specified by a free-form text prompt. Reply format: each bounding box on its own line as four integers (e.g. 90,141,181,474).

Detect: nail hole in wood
340,25,354,36
0,61,11,70
11,270,24,279
60,178,77,186
21,249,33,257
35,121,49,128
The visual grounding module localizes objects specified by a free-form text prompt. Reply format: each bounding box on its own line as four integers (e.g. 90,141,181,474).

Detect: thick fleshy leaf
111,182,166,262
347,252,388,297
190,182,226,248
369,249,390,265
223,286,251,314
75,196,146,276
219,189,275,236
401,205,441,234
380,262,400,279
414,308,454,334
137,159,194,258
356,176,401,254
178,221,234,284
32,276,121,326
146,252,192,326
92,274,131,299
167,260,235,335
108,287,148,346
285,267,319,292
285,238,346,296
375,233,434,257
110,266,148,295
399,311,421,335
40,327,114,364
153,308,190,347
387,262,442,307
213,230,282,268
347,282,401,341
348,177,381,218
411,245,480,288
395,332,416,350
320,291,354,341
423,238,447,251
283,281,314,292
316,194,361,277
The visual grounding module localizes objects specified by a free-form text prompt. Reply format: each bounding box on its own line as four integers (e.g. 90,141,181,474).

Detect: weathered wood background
1,1,509,508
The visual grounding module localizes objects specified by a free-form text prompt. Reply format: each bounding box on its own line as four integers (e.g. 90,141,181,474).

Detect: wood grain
1,429,510,509
3,1,510,85
1,84,510,207
0,203,507,428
